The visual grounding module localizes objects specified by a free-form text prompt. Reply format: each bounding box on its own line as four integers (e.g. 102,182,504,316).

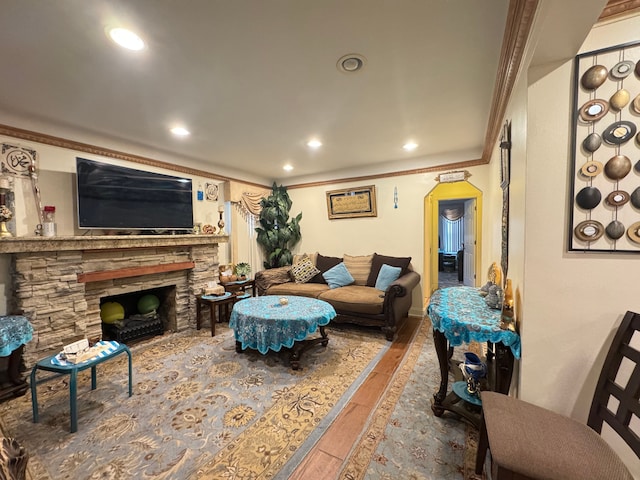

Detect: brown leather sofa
254,253,421,340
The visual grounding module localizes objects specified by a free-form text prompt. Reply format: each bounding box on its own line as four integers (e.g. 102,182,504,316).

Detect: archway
423,181,483,297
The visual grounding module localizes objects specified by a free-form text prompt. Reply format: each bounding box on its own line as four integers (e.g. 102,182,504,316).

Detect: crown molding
0,123,270,190
599,0,640,20
481,0,539,164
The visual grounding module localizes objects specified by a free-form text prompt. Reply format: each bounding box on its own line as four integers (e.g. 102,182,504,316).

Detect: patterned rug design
0,324,388,480
340,318,484,480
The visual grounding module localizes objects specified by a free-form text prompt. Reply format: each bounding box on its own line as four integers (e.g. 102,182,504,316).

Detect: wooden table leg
196,297,203,330
431,328,450,415
289,326,329,370
209,301,216,337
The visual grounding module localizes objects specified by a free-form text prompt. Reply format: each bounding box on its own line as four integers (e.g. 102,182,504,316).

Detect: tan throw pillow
290,256,321,283
293,252,318,266
343,254,373,286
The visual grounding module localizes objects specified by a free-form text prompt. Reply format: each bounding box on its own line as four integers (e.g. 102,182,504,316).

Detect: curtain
232,198,264,274
440,216,464,253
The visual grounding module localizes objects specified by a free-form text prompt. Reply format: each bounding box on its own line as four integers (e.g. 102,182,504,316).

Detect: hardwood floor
288,315,422,479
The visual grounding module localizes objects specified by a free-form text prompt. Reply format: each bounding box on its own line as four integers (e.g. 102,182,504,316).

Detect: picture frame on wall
569,40,640,253
326,185,377,219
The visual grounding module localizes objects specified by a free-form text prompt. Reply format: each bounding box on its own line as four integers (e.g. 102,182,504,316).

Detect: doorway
424,181,483,296
438,198,475,288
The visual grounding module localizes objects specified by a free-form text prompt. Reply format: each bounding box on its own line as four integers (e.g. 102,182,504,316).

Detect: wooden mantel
0,234,229,254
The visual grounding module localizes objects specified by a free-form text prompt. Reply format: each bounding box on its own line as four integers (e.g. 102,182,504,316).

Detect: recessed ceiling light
108,27,145,51
337,54,367,74
170,127,190,136
403,142,418,151
283,164,294,172
307,139,322,149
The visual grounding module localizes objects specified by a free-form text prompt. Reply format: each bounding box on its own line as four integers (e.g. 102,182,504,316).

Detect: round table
229,295,336,369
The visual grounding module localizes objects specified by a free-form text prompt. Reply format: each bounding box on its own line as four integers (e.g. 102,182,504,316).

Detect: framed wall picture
326,185,377,219
569,40,640,253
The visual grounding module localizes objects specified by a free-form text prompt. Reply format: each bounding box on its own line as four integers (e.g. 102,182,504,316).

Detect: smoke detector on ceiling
337,54,366,73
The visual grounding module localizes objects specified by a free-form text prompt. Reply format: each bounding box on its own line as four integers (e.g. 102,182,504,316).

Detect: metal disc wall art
574,220,604,242
602,121,636,145
575,186,602,209
611,60,634,79
581,65,608,89
570,40,640,253
578,99,609,122
580,160,603,177
606,190,630,207
582,133,602,153
605,220,625,239
604,154,632,179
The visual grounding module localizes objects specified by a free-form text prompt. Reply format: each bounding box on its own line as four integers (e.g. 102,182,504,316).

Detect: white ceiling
0,1,511,185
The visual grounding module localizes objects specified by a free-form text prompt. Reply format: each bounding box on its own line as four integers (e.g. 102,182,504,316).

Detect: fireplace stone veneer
0,235,227,369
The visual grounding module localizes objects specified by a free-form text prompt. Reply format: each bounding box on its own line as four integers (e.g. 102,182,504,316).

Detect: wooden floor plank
287,316,421,478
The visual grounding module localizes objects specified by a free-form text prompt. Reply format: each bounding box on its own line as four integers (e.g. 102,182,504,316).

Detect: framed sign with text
326,185,377,219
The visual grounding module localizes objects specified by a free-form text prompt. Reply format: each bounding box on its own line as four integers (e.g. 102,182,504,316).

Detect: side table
30,340,132,433
0,315,33,401
221,278,256,297
427,286,521,428
196,292,237,336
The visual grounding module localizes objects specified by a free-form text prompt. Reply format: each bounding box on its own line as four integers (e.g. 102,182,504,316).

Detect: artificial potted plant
235,262,251,280
255,183,302,269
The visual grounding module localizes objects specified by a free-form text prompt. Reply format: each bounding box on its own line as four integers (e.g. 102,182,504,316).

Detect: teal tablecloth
427,287,521,358
0,315,33,357
230,296,336,354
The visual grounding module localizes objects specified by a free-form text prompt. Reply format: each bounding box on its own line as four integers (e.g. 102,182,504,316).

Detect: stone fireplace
0,235,226,368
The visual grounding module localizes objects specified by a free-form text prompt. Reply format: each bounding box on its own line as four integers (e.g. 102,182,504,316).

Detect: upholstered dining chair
475,310,639,480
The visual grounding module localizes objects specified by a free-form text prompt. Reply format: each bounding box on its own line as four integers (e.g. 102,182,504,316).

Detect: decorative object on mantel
201,223,216,234
0,176,14,238
570,39,640,253
217,205,226,235
435,170,471,183
1,142,45,235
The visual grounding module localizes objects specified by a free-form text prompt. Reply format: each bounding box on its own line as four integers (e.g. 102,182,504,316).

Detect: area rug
339,318,484,480
0,324,388,480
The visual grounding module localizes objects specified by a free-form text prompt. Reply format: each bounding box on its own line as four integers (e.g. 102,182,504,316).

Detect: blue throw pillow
375,263,402,291
322,262,355,289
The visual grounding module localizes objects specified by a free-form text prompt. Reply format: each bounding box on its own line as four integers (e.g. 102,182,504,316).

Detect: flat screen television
76,157,194,231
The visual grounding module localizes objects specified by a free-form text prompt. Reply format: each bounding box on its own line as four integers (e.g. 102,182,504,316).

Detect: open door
463,198,475,286
424,181,482,296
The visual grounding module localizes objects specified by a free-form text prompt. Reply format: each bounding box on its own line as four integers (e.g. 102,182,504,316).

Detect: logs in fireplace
101,286,173,344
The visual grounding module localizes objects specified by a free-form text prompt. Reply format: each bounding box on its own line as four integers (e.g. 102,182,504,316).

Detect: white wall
288,166,494,317
522,14,640,478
